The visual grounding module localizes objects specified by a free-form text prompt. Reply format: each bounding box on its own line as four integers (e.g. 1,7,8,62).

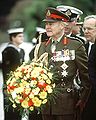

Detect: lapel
85,42,89,55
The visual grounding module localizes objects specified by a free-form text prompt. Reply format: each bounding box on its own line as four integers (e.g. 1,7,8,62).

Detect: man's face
45,21,64,39
83,18,96,43
72,24,81,35
12,33,24,46
65,21,76,35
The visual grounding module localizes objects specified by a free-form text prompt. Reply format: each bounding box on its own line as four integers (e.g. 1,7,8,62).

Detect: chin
47,33,52,37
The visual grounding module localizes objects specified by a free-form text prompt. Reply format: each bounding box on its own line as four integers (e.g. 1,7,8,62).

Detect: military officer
34,7,91,120
56,5,86,44
2,26,25,120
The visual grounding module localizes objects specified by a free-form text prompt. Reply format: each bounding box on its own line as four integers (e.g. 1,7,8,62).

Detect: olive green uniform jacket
37,36,91,115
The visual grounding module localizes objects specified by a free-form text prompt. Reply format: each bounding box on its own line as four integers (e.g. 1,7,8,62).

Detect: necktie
51,41,57,53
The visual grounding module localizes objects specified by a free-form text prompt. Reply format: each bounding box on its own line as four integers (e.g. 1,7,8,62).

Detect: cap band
47,13,68,22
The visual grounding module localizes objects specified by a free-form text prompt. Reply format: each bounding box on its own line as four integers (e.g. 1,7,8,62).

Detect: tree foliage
0,0,96,42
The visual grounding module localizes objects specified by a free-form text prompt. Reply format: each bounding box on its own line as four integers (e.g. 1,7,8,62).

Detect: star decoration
61,70,68,77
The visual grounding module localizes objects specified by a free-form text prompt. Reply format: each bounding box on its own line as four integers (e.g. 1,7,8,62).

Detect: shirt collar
51,33,64,43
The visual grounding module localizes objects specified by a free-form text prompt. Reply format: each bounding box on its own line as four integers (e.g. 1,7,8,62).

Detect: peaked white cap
57,5,83,15
36,27,46,34
7,28,24,34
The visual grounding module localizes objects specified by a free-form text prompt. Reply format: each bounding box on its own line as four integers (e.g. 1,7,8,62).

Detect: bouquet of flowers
6,61,57,115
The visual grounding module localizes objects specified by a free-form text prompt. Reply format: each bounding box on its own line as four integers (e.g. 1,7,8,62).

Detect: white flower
12,91,17,99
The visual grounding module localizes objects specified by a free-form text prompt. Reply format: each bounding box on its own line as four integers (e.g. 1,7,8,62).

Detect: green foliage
0,0,95,42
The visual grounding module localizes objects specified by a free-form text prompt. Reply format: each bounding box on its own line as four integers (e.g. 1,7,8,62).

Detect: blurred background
0,0,96,43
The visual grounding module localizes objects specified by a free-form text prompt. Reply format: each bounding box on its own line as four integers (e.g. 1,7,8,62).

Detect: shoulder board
67,35,84,44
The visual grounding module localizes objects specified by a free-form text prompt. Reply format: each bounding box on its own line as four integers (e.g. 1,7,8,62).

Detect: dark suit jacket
85,42,96,87
37,36,91,115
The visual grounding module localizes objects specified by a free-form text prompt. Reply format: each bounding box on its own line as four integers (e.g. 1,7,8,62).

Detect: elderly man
82,15,96,120
34,7,91,120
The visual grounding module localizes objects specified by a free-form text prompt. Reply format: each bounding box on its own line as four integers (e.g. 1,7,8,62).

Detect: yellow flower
10,78,16,86
35,67,43,72
29,92,34,99
30,80,37,87
32,88,40,95
48,72,53,79
39,91,47,99
29,106,34,111
32,97,42,107
31,69,39,78
14,87,24,94
25,88,31,95
41,74,48,80
14,71,22,78
46,79,51,84
21,98,29,108
46,85,53,93
20,81,29,87
42,99,47,104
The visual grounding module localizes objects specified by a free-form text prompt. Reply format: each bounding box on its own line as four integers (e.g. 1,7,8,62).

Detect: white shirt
88,42,94,56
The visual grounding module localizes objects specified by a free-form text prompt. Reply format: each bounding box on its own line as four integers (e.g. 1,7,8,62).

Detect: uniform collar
51,33,64,43
7,43,21,52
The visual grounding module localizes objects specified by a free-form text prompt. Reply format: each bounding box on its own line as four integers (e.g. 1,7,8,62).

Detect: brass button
67,88,72,92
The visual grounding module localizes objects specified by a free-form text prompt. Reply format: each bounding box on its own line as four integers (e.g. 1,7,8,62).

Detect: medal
61,70,68,77
61,62,68,70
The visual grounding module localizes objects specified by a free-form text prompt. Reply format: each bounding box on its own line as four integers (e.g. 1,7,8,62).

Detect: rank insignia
65,9,72,16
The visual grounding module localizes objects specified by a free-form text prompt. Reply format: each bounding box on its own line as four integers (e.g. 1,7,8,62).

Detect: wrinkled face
12,33,24,46
45,21,64,40
83,18,96,43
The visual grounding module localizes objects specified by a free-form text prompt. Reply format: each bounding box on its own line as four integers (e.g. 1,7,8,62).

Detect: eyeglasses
82,27,96,31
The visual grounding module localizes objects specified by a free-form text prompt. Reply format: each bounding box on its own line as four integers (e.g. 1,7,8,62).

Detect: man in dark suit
2,26,25,120
82,15,96,120
34,7,91,120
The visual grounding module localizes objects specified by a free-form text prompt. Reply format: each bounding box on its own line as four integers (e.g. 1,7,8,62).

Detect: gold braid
33,33,48,66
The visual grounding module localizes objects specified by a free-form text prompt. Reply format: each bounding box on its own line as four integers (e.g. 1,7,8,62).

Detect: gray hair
84,15,96,27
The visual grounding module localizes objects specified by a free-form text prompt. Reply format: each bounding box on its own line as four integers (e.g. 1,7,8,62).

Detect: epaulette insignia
62,37,69,45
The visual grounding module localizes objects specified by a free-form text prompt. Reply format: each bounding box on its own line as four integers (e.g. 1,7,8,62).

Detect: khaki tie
51,41,58,53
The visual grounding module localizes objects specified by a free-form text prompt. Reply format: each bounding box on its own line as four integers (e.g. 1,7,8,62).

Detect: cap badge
46,10,51,17
65,9,72,16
